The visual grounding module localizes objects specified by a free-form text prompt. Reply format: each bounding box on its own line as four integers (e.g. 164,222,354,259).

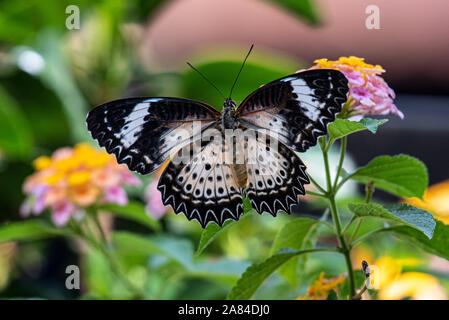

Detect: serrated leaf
348,203,435,239
0,220,68,243
270,218,321,287
390,220,449,260
227,249,311,300
350,155,428,198
97,201,161,231
328,118,388,140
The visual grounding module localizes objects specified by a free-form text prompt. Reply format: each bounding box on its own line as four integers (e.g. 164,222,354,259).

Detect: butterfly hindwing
157,125,244,227
86,97,220,174
242,128,309,216
236,69,349,152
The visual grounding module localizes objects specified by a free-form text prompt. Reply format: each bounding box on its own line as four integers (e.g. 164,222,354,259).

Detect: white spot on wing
119,101,152,148
290,79,322,121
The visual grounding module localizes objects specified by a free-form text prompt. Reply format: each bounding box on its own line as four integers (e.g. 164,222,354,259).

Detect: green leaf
227,249,311,300
97,201,161,231
187,259,251,286
326,289,338,300
195,220,235,258
0,220,67,243
348,203,435,239
112,232,249,286
390,220,449,260
112,231,163,258
350,155,428,198
195,203,253,258
268,0,320,24
328,118,388,141
0,85,33,159
36,32,91,142
270,218,321,287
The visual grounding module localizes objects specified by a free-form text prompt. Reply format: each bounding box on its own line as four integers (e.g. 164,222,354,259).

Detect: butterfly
86,46,349,228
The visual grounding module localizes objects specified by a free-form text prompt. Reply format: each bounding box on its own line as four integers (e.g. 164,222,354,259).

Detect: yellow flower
33,156,52,171
404,180,449,224
313,56,385,76
379,272,446,300
68,170,91,186
368,256,446,300
297,272,346,300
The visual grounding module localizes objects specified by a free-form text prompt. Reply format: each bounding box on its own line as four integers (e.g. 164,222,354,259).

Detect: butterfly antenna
228,44,254,99
186,62,226,99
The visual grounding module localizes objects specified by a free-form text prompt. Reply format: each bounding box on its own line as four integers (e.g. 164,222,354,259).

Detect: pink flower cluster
309,56,403,119
144,180,168,220
21,143,141,226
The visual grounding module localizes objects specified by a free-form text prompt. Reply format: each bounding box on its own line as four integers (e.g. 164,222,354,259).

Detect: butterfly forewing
86,97,220,174
157,124,244,227
236,69,349,152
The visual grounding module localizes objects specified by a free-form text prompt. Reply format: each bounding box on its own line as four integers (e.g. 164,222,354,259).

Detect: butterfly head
223,98,237,111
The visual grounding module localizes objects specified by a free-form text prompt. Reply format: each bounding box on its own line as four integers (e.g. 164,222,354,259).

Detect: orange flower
297,272,346,300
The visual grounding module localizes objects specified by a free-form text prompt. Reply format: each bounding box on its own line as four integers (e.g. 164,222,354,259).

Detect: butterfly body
87,69,349,227
221,98,239,130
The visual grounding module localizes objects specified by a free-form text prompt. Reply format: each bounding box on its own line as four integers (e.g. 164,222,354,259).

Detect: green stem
92,212,108,244
333,136,347,190
321,138,356,298
306,190,327,198
307,174,326,194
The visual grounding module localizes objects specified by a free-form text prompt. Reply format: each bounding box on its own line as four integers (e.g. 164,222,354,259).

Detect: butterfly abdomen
231,163,248,189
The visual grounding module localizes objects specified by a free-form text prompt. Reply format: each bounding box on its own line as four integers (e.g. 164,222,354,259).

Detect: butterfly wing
236,69,349,152
157,125,244,227
242,128,309,216
86,97,221,174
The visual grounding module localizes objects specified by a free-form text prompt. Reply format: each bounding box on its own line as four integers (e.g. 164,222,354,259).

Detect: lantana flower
297,272,346,300
306,56,403,119
21,143,140,226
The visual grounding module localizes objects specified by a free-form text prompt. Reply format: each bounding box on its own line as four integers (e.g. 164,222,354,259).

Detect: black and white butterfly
86,47,349,228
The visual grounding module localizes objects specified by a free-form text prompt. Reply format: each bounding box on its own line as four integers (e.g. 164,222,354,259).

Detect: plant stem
306,190,327,198
307,174,326,194
321,137,356,298
333,137,347,190
92,212,108,244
